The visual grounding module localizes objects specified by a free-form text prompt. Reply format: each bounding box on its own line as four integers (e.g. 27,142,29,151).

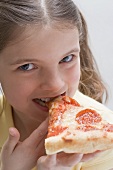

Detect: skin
0,26,101,170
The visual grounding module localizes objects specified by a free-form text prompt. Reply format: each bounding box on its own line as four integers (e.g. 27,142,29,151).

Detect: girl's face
0,27,80,121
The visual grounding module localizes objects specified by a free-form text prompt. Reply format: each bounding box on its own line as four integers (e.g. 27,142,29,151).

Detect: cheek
67,63,80,84
1,77,31,104
65,62,80,97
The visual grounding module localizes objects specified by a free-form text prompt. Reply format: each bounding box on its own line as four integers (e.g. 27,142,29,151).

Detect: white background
73,0,113,110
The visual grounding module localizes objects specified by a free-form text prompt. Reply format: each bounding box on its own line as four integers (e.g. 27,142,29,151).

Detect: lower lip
33,100,49,112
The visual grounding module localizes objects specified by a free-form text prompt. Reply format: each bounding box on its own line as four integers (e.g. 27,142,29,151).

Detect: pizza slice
45,95,113,155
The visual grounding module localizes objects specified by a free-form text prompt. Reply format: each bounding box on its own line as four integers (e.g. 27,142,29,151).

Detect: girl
0,0,113,170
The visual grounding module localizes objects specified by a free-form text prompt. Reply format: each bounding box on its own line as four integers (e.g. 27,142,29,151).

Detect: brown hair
0,0,107,103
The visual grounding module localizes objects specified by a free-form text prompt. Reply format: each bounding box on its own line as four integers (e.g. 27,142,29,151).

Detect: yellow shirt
1,91,113,170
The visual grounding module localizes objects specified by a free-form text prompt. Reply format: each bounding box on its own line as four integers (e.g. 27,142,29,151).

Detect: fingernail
9,128,16,136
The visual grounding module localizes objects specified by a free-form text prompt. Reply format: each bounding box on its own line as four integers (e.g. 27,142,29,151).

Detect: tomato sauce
77,125,99,132
62,96,80,107
47,126,67,137
103,124,113,132
47,96,80,137
47,103,67,137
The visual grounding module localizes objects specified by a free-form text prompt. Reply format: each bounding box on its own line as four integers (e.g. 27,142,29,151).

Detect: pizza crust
45,129,113,155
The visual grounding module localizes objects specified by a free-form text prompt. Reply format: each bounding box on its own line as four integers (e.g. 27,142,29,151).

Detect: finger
45,154,57,166
35,134,47,158
57,153,83,167
24,118,49,147
82,150,102,162
38,154,57,167
3,127,20,154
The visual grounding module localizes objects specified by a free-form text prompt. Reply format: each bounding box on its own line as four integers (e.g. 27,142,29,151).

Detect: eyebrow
10,47,80,65
63,48,80,57
10,58,40,65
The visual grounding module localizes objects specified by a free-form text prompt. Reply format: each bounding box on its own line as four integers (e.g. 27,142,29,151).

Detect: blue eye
19,63,34,71
60,55,73,63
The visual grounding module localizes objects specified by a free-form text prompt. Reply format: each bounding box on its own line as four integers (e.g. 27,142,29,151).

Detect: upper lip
33,92,66,100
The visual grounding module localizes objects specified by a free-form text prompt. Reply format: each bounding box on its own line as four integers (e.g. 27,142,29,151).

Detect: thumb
3,127,20,154
37,154,57,168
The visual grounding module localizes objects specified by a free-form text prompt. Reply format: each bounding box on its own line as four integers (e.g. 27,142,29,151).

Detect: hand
0,118,48,170
37,151,101,170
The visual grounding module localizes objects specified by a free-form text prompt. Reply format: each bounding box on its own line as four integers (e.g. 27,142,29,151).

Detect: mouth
33,92,66,107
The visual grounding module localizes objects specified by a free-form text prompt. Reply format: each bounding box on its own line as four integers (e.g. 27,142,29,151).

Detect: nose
39,69,65,92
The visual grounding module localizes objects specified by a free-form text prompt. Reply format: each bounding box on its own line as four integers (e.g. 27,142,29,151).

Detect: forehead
0,26,80,63
7,23,79,44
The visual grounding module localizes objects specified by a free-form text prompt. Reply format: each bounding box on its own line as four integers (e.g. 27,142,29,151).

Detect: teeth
40,98,51,102
38,100,46,106
34,94,65,107
34,99,46,106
